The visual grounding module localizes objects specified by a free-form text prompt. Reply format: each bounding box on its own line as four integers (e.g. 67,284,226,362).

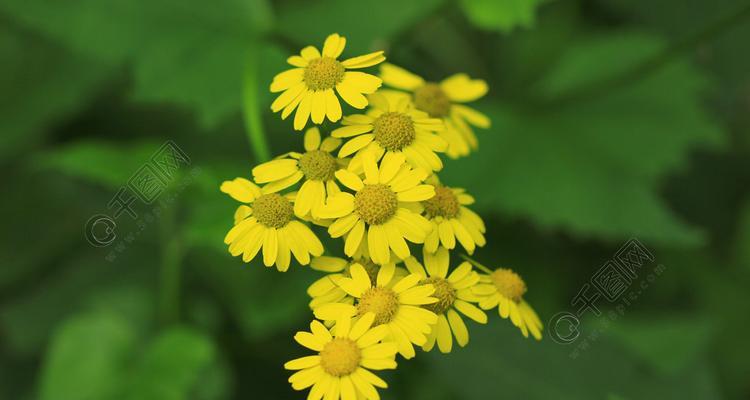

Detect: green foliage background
1,0,749,398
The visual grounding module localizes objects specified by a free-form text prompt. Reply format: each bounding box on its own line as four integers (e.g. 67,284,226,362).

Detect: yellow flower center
354,184,398,225
420,277,456,314
304,57,345,91
491,268,527,303
373,112,416,151
319,338,361,377
423,185,460,219
413,83,451,118
253,193,293,229
298,150,338,181
357,287,399,325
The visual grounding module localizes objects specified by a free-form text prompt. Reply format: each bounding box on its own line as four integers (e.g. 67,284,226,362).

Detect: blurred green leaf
276,0,445,54
123,328,221,400
0,27,109,158
38,312,136,400
442,33,725,246
0,0,271,128
603,316,714,374
459,0,545,33
34,139,161,189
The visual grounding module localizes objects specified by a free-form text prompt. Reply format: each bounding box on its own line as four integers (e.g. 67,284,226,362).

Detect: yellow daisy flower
285,315,397,400
313,262,439,359
471,264,543,340
403,247,487,353
271,33,386,131
308,257,409,310
220,177,323,271
332,92,447,173
379,63,490,158
252,127,346,219
318,151,435,265
422,181,486,254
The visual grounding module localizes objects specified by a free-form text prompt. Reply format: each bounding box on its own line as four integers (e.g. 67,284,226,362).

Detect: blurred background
1,0,750,399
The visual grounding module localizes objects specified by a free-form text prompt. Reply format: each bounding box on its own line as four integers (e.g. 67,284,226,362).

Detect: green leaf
0,27,110,158
276,0,445,55
441,33,725,246
603,316,714,374
0,0,271,129
459,0,546,33
38,312,136,400
123,328,220,400
33,139,162,189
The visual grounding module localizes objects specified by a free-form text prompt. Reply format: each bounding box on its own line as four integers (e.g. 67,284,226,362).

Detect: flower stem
242,45,271,163
459,253,493,274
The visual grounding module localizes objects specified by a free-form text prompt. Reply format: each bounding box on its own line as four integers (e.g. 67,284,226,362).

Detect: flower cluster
220,33,542,399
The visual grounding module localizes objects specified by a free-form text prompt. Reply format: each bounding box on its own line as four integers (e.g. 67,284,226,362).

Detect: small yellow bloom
318,151,434,265
403,248,487,353
332,92,447,173
252,127,347,219
379,63,490,158
285,315,397,400
271,33,386,130
313,262,438,359
220,178,323,271
473,267,543,340
422,180,486,254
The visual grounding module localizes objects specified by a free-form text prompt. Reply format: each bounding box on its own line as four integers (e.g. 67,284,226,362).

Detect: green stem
159,204,183,325
546,2,750,107
242,45,271,163
459,253,493,274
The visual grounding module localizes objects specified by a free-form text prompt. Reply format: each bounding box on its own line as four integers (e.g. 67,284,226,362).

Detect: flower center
298,150,338,181
357,287,399,325
413,83,451,118
319,338,361,377
304,57,345,91
354,184,398,225
423,185,460,219
420,277,456,314
253,193,293,229
373,112,416,151
491,268,527,303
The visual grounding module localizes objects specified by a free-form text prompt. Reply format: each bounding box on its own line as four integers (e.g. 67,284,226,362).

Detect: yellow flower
285,315,397,400
473,267,543,340
422,181,486,254
220,177,323,271
379,63,490,158
332,92,447,173
403,248,487,353
307,257,406,310
318,151,434,265
252,127,346,219
271,33,386,131
313,263,438,359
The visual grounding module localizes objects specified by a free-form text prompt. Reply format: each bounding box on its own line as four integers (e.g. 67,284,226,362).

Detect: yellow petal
343,71,382,94
310,90,327,124
336,80,368,109
380,63,424,90
270,68,304,93
440,73,488,102
294,91,313,130
220,177,260,203
342,51,386,69
446,309,469,347
304,127,322,151
300,45,321,60
324,88,342,122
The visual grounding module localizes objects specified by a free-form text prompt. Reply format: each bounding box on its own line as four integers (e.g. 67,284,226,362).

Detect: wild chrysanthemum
285,315,397,400
379,63,489,158
314,263,438,359
308,257,406,309
332,92,446,173
403,248,487,353
252,127,346,219
473,266,543,340
271,33,386,130
422,180,486,254
220,177,323,271
318,151,434,265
